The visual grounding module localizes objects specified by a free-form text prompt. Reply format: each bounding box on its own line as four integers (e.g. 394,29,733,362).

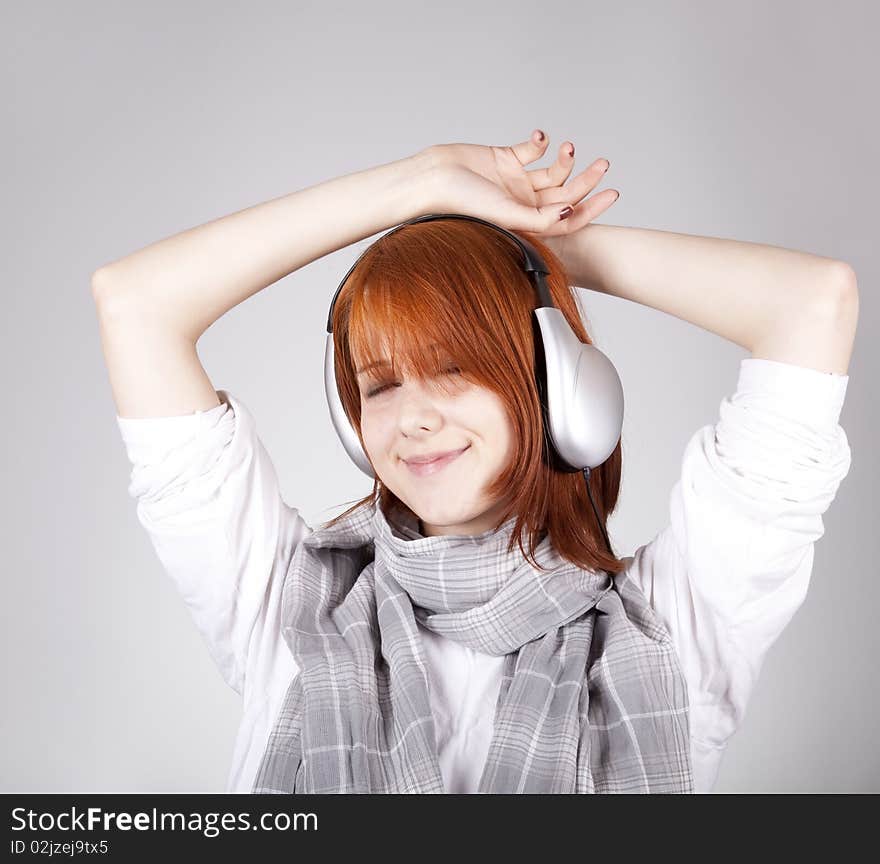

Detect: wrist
394,148,440,222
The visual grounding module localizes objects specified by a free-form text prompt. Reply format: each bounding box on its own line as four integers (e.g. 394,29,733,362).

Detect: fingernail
558,206,573,220
569,144,575,158
536,130,544,142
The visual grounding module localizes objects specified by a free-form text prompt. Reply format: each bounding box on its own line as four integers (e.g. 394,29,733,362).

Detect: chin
415,504,476,526
404,498,483,530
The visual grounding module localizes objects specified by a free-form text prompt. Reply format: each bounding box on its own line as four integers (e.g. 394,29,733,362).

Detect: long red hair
323,218,626,576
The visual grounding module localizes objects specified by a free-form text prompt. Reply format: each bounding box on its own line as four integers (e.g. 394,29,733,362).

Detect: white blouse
115,357,852,794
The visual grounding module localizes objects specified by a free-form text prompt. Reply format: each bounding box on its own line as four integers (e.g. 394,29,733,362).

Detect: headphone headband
325,213,555,333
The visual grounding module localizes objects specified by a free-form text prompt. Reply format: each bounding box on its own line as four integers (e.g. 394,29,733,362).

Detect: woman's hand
420,129,619,242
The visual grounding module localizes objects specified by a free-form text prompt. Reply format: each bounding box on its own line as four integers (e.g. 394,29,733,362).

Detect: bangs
331,219,549,409
345,262,506,396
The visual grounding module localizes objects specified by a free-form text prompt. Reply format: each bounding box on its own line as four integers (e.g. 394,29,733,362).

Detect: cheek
494,417,515,463
359,412,392,454
483,401,515,461
463,396,513,452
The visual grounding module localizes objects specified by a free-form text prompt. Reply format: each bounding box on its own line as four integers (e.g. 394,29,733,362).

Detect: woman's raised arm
90,150,435,418
90,129,620,418
91,150,436,340
546,224,858,375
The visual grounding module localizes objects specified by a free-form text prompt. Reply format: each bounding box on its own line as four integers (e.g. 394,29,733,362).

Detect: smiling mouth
404,445,470,477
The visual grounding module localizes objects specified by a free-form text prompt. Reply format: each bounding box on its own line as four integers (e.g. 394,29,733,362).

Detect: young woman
92,130,857,793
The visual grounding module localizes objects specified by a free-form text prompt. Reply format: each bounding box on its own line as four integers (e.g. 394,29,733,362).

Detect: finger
509,128,550,167
535,159,611,208
488,196,594,236
528,141,577,191
547,189,621,237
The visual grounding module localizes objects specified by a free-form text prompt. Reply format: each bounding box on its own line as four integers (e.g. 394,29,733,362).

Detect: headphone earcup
532,315,572,473
324,334,376,478
534,308,624,472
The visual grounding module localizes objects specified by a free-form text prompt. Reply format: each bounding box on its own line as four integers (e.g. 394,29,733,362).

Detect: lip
403,445,470,477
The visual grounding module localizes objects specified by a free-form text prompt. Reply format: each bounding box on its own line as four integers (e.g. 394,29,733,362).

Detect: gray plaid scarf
251,500,694,793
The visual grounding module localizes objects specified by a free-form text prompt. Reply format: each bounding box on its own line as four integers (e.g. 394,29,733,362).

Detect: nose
396,383,446,437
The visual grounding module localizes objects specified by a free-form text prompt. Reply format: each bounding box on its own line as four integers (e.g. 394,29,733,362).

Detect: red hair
323,219,626,576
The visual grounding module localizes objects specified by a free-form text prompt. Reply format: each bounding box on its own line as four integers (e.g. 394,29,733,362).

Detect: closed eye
366,382,396,398
365,367,462,399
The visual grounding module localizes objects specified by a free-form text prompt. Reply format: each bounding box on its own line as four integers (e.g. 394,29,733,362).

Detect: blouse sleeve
623,357,852,754
115,389,311,698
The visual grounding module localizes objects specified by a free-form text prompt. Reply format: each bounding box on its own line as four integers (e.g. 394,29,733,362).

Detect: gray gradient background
3,1,877,793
